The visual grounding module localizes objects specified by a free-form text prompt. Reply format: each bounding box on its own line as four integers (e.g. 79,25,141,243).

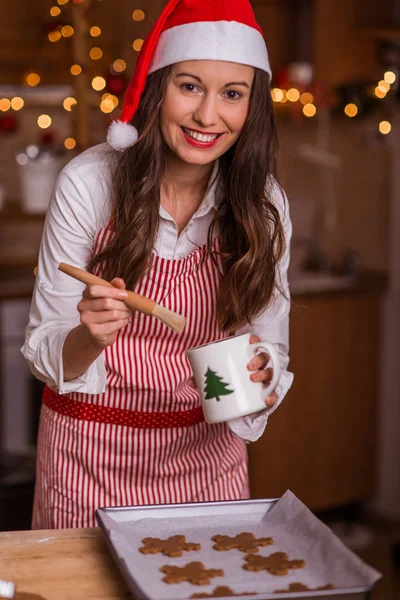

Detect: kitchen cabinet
248,277,385,511
0,297,34,454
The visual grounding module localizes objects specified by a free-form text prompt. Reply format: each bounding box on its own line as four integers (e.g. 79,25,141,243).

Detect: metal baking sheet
96,498,376,600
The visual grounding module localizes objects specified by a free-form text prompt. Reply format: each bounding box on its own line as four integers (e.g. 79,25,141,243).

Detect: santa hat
108,0,271,151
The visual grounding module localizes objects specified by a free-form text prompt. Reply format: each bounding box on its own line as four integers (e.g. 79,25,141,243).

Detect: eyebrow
175,73,250,88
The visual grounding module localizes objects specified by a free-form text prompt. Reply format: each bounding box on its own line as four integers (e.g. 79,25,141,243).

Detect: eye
181,83,199,93
224,90,243,100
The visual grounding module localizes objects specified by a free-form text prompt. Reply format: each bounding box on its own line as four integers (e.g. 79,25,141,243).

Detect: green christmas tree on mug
204,367,234,402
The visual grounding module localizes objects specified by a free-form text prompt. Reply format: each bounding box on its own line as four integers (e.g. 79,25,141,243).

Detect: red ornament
71,0,96,16
106,73,127,96
274,66,290,89
0,114,18,134
40,131,56,146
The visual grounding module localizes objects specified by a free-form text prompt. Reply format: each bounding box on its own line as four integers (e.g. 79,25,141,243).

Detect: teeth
183,128,219,143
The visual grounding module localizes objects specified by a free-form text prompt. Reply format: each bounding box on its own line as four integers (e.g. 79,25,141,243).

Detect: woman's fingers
249,334,279,408
87,319,130,345
82,284,128,300
110,277,126,289
80,309,131,325
78,296,130,314
79,284,131,319
247,353,270,372
265,391,279,407
78,281,130,347
250,367,273,383
89,319,130,338
248,334,270,371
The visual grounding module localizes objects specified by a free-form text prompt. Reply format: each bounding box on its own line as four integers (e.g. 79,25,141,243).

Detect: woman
22,0,294,529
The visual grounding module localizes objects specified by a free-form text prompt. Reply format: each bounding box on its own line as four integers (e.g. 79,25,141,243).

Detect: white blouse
21,143,294,442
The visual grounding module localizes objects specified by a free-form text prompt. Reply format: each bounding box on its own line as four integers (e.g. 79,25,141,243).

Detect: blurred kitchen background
0,0,399,594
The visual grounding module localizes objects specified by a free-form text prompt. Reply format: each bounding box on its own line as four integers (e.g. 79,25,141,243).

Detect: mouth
180,126,225,148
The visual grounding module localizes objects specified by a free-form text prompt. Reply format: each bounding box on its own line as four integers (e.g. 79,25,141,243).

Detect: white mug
186,333,281,424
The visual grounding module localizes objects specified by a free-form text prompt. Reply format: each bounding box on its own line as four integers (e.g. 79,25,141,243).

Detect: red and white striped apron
32,230,249,529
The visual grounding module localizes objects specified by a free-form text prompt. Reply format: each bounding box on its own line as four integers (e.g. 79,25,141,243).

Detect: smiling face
159,60,255,166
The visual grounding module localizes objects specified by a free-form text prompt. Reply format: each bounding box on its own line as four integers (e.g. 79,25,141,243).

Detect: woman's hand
247,334,279,408
77,278,131,348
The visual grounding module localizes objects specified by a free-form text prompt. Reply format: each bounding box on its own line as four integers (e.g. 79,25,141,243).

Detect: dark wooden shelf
0,203,46,222
359,26,400,42
292,271,388,299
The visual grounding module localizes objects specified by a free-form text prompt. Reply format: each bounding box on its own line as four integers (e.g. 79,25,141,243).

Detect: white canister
18,151,62,214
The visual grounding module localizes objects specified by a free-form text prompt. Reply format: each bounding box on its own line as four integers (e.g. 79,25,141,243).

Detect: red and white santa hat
107,0,271,151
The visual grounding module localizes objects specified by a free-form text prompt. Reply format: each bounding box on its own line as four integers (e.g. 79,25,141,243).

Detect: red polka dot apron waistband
42,386,205,429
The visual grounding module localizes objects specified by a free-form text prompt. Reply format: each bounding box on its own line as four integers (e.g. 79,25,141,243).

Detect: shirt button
179,253,185,259
40,282,47,290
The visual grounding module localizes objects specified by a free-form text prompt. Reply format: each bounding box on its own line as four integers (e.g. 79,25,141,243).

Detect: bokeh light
92,76,106,91
48,30,62,42
384,71,396,85
26,73,41,87
300,92,313,105
90,26,101,37
11,97,24,110
133,39,144,52
63,97,77,111
303,103,317,117
0,99,11,112
271,88,284,102
71,64,82,76
112,59,126,73
379,121,391,135
64,137,77,149
344,103,358,117
132,10,145,21
90,47,103,60
37,114,52,129
287,88,300,102
61,25,74,37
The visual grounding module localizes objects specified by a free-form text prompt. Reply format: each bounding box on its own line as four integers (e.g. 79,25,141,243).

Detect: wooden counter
0,528,131,599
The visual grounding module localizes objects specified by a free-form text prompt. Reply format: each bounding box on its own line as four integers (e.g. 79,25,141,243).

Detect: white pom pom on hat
108,0,272,152
107,120,138,151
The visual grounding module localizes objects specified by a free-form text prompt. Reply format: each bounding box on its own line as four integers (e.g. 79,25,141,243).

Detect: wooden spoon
56,263,186,334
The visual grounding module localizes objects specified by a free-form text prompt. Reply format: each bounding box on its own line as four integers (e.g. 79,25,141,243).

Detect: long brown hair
90,66,286,332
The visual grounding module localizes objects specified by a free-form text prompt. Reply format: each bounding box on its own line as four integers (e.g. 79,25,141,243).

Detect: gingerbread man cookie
160,561,224,585
139,535,200,557
191,586,257,598
243,551,305,575
274,582,335,593
212,532,273,553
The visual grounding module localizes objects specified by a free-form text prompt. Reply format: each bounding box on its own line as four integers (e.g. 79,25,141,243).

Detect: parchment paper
101,490,381,600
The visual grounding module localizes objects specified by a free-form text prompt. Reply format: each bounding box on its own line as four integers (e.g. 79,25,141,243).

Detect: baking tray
96,499,376,600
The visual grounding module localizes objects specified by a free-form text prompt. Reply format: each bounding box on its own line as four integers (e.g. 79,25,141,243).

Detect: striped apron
32,230,249,529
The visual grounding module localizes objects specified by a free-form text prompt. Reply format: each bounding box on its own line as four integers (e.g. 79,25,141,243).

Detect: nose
193,93,218,128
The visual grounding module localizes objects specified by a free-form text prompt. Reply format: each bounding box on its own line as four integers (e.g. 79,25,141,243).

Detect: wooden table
0,528,132,599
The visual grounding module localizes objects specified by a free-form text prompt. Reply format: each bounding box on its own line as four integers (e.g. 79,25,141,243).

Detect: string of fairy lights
0,0,146,150
0,0,397,148
270,68,397,135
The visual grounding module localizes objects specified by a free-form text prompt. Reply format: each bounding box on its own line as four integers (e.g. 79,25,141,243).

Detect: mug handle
249,341,282,399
